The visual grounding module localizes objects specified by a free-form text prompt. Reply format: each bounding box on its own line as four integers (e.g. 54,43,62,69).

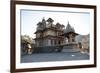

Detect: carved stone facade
34,18,65,47
34,18,79,53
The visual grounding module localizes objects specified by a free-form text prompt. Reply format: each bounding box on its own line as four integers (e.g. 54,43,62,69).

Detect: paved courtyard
21,52,89,63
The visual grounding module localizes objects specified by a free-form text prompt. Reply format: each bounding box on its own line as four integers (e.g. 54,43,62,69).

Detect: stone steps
62,46,80,52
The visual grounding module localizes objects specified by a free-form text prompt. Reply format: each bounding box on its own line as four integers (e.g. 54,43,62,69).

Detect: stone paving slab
21,52,89,63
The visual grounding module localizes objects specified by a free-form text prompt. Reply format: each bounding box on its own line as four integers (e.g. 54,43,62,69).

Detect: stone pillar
70,37,72,42
65,37,68,44
53,40,55,46
69,34,73,43
48,39,51,46
45,39,48,46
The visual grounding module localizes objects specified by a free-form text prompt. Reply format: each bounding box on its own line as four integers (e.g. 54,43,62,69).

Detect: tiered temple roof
63,22,78,37
64,22,75,33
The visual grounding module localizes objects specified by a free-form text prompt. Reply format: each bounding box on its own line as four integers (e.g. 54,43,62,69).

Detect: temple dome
64,22,75,33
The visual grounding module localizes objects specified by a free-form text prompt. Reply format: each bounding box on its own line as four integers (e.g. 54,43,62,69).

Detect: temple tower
64,22,78,43
62,22,79,52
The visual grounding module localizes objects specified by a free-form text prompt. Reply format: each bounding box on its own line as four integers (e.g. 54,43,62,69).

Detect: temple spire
42,17,45,22
42,17,46,28
68,21,69,25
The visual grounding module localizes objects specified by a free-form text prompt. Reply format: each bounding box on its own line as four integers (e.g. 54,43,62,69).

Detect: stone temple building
34,18,65,47
34,17,79,53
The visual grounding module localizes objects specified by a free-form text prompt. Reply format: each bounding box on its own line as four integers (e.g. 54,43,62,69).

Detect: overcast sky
21,9,90,38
